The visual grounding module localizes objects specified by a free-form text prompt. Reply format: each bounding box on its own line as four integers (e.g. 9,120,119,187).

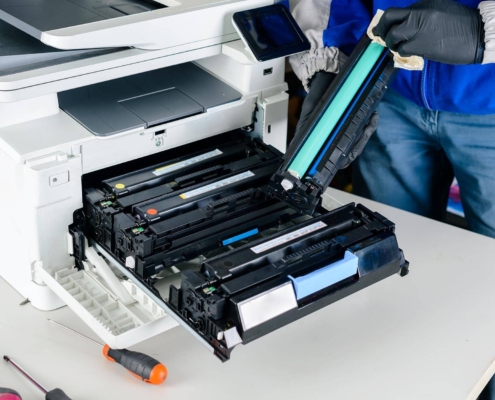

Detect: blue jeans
353,88,495,399
353,89,495,239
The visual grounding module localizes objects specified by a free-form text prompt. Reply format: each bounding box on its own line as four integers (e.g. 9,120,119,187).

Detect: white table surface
2,188,495,400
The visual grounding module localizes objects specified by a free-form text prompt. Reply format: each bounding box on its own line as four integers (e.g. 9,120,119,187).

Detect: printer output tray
69,132,408,361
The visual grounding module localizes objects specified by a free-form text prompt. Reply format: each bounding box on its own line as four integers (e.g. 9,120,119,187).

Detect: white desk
1,189,495,400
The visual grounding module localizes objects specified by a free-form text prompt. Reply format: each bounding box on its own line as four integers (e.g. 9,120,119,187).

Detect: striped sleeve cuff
289,47,347,92
479,1,495,64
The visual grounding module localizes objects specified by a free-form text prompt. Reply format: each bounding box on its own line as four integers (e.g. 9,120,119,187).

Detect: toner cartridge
132,162,280,224
267,35,396,215
102,138,279,199
82,135,281,253
112,188,316,279
116,191,310,279
167,203,409,361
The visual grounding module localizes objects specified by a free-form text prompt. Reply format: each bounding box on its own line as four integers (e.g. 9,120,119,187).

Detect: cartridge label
250,221,327,254
179,171,254,200
152,149,223,176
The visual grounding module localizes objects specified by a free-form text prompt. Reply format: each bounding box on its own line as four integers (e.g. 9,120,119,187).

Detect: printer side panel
0,148,83,310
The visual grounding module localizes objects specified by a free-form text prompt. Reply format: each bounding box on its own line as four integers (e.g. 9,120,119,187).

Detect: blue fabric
353,89,495,238
324,0,495,115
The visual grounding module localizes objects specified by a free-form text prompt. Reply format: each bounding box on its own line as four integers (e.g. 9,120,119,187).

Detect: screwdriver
3,356,71,400
47,319,167,385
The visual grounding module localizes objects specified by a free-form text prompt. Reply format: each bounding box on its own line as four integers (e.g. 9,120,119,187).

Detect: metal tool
47,319,167,385
3,356,71,400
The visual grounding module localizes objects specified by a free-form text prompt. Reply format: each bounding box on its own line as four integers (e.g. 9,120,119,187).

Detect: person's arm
288,0,373,90
372,0,495,65
480,1,495,63
289,0,378,170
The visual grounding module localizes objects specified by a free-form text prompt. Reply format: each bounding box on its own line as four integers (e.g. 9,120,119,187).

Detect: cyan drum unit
267,35,397,215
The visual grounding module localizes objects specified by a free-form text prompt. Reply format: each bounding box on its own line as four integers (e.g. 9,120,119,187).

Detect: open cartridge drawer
59,129,408,360
35,131,281,350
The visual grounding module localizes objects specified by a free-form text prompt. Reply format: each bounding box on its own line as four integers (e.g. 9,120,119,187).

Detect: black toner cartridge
132,162,280,224
102,138,279,199
167,203,409,361
114,190,312,279
267,35,396,215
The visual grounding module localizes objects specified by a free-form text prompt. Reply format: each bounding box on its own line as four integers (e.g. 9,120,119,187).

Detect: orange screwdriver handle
102,345,167,385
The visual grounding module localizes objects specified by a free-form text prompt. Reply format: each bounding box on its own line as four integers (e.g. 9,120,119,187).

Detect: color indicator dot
115,183,125,189
147,209,158,216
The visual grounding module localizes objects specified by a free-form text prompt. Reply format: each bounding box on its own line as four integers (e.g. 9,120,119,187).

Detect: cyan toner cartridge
267,35,396,215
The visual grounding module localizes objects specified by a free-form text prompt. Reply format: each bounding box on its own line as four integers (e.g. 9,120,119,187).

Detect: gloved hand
295,71,337,139
372,0,485,65
340,111,379,169
295,71,379,169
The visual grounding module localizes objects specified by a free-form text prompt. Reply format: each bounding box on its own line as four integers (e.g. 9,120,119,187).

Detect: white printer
0,0,293,345
0,1,409,360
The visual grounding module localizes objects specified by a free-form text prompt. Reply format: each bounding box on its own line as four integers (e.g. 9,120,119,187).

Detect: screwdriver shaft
48,319,103,348
48,319,167,384
3,356,48,394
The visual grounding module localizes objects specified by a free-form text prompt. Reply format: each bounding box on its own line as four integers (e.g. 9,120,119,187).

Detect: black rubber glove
295,71,379,169
295,72,337,139
372,0,485,65
340,111,379,169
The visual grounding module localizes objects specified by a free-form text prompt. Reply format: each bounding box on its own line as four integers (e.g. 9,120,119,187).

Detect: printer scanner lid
0,0,273,50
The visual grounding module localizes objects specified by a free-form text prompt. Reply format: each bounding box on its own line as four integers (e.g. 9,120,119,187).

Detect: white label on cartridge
250,221,327,254
237,282,298,331
152,149,223,176
179,171,254,200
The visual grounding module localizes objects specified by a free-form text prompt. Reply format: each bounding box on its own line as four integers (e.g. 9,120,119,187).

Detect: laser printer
0,1,409,361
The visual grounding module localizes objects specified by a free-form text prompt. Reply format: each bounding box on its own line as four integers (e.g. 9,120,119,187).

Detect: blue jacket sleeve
323,0,373,56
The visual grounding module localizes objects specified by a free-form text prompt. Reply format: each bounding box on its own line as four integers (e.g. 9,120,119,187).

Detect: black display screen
233,5,310,62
